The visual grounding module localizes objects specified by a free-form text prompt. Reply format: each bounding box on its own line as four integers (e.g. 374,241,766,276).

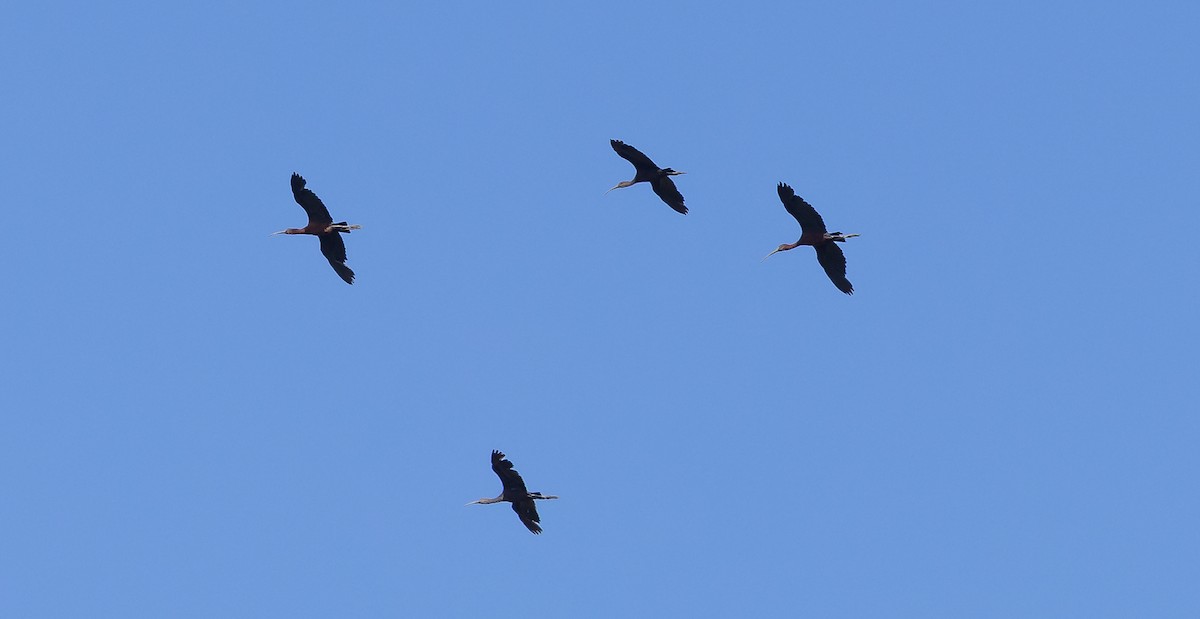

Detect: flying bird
607,139,688,214
764,182,859,294
467,450,558,534
272,173,361,284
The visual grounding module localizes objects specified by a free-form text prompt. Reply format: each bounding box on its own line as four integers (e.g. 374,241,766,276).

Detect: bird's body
607,139,688,214
468,450,558,534
765,183,858,295
273,173,360,284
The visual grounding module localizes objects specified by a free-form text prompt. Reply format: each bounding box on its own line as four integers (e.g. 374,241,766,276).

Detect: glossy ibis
607,139,688,214
272,173,360,284
765,182,859,295
467,450,558,534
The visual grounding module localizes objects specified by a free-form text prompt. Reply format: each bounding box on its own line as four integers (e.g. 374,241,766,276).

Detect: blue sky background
3,1,1198,616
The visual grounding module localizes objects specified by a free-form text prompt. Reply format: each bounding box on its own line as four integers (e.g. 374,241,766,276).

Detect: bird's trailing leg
826,232,860,242
324,222,363,234
529,492,558,500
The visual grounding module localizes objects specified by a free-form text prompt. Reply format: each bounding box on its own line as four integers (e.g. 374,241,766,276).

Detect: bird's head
762,244,790,261
605,180,634,194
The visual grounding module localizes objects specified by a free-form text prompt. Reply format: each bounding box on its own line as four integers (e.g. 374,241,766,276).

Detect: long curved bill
270,230,287,236
604,184,621,195
762,248,782,262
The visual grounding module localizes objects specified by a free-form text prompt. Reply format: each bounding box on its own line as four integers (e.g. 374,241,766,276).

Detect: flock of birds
273,139,863,532
276,139,861,294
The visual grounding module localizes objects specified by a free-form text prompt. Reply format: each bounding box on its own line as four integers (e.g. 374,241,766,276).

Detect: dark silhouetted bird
607,139,688,214
764,182,859,294
272,173,360,284
467,450,558,534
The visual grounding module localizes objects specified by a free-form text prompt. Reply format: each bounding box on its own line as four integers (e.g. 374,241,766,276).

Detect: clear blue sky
3,1,1198,617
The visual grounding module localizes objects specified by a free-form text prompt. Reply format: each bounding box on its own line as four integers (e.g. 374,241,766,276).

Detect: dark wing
291,173,334,225
491,450,531,495
815,242,853,295
319,233,354,284
511,499,543,534
611,139,660,173
777,183,827,235
651,176,688,214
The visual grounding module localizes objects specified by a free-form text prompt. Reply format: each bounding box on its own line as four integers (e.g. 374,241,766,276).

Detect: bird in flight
272,173,361,284
467,450,559,534
764,182,859,294
607,139,688,214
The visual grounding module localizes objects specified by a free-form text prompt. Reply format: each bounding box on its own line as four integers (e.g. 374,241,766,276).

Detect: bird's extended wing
511,499,543,534
319,233,354,284
777,183,827,235
610,139,660,172
815,242,853,295
291,173,334,225
651,176,688,214
491,450,531,496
